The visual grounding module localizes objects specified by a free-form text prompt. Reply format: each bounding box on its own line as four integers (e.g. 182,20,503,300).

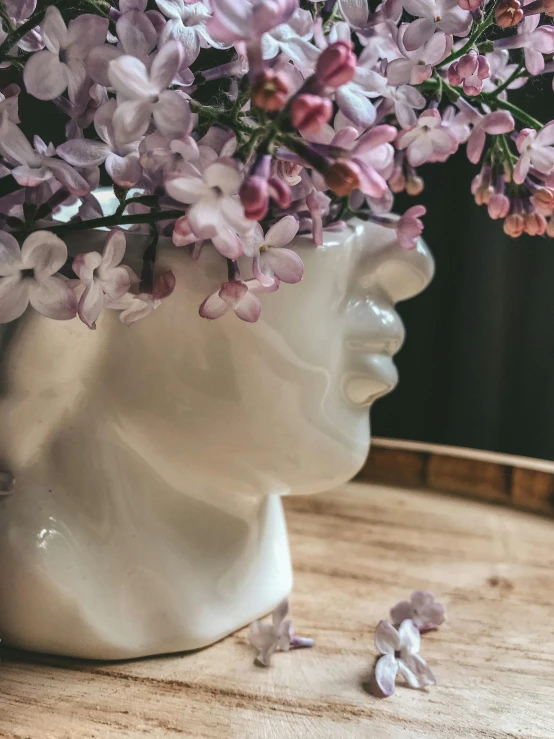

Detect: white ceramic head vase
0,219,433,659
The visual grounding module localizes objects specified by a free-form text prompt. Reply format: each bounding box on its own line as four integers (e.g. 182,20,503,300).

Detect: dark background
372,139,554,461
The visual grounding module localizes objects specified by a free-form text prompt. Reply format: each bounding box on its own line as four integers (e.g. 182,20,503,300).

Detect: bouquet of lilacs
0,0,553,328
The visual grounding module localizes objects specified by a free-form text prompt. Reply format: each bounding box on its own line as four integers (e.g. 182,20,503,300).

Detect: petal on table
374,620,401,654
375,654,399,697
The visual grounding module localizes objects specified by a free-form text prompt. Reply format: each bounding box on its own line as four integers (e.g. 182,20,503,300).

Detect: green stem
484,60,526,100
430,73,543,132
31,208,184,236
440,14,494,68
281,135,330,174
493,98,542,130
140,221,160,293
498,134,515,176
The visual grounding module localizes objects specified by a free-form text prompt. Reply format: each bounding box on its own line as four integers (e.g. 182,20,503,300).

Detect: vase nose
374,237,435,305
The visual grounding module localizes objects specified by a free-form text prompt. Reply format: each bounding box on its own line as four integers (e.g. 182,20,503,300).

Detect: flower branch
1,0,554,329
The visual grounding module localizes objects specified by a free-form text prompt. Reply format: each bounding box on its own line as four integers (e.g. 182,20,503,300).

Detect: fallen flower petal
248,598,314,666
390,590,446,632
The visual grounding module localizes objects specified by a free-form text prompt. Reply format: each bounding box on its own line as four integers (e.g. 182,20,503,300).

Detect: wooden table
2,481,554,738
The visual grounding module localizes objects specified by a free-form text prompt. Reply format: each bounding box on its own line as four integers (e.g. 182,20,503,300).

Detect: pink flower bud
475,184,494,205
251,69,290,111
268,177,292,209
458,0,482,9
450,51,490,96
239,176,269,220
488,193,511,219
503,212,525,238
524,211,547,236
477,55,491,80
324,159,362,196
389,170,406,193
531,187,554,216
495,0,523,27
447,62,463,86
406,175,424,196
290,94,333,134
457,50,479,78
315,41,356,88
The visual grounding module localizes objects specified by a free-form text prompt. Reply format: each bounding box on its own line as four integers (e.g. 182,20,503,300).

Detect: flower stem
31,209,185,236
140,221,160,293
440,13,494,68
492,98,542,130
498,134,515,176
483,60,526,100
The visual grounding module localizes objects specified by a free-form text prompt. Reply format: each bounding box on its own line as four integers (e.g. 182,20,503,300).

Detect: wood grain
2,481,554,738
361,438,554,516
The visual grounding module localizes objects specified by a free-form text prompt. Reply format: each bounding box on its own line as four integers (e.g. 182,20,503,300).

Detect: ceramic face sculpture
0,220,433,659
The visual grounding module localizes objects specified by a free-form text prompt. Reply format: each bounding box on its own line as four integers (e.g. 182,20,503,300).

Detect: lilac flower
334,67,383,129
514,122,554,184
387,27,452,86
248,599,314,666
156,0,229,62
53,82,108,139
390,590,446,631
374,619,435,697
0,119,90,195
108,40,192,142
401,0,472,52
0,84,20,125
447,50,490,96
87,8,161,87
1,0,44,57
344,125,397,196
396,109,458,166
107,270,176,326
73,230,138,329
396,204,426,249
139,131,199,176
261,8,314,60
0,231,77,323
243,216,303,286
338,0,371,29
207,0,298,45
481,50,527,96
165,159,252,259
199,279,263,322
455,100,515,164
57,100,142,188
495,15,554,76
342,69,426,130
23,6,108,101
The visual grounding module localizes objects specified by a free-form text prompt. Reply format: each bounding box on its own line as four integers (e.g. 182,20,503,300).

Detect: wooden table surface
2,481,554,739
